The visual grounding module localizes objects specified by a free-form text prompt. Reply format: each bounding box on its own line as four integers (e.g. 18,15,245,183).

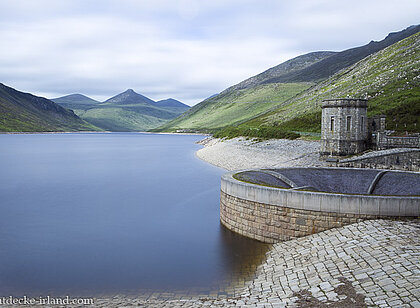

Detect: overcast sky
0,0,419,105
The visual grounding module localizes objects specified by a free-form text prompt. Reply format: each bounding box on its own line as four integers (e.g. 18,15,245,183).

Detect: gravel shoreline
196,137,327,171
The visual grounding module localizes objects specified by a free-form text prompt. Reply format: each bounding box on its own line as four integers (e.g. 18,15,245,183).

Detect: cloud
0,0,419,105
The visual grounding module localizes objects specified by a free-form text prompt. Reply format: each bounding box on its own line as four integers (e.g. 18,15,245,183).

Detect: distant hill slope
155,98,189,108
55,89,190,132
224,51,336,92
0,83,99,132
156,25,419,132
52,93,99,105
243,31,420,133
52,94,100,113
155,51,333,132
264,25,420,84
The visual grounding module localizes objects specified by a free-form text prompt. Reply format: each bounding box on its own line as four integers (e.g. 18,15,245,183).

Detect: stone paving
53,219,419,307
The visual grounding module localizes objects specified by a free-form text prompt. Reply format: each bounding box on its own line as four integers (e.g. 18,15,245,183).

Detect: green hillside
263,25,420,83
155,51,335,132
156,25,419,134
244,31,420,133
54,89,190,132
156,82,313,131
0,83,99,132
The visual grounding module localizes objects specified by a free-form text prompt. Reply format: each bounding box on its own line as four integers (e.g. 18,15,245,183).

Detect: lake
0,133,269,296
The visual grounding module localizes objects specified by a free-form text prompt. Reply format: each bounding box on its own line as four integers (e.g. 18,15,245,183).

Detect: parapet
321,98,368,109
220,167,420,243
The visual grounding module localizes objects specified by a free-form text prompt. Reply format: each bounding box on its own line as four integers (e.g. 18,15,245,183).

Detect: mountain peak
124,89,136,94
104,89,155,105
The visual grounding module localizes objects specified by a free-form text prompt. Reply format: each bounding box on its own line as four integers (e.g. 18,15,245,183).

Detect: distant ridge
0,83,99,132
52,93,99,105
155,98,189,108
263,25,420,83
223,51,337,92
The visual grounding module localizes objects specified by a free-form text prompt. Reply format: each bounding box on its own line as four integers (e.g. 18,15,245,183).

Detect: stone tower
321,99,368,156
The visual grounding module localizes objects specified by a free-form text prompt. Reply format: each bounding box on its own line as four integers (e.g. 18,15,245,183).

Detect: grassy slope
0,84,99,132
155,52,336,132
242,32,420,133
156,82,313,131
76,105,180,131
157,26,419,134
80,103,188,131
264,25,420,84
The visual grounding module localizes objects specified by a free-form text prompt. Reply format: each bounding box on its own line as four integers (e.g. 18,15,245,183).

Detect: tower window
346,116,351,131
330,116,335,132
361,116,365,132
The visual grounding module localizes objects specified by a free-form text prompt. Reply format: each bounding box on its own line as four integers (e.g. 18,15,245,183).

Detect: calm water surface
0,133,269,296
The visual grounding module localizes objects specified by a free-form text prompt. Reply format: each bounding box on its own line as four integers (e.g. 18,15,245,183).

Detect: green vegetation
366,76,420,132
157,26,420,137
156,82,312,131
212,126,299,140
0,83,99,132
241,32,420,134
78,107,171,131
244,110,322,133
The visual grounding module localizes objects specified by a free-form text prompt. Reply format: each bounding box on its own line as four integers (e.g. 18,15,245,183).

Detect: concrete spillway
221,167,420,243
234,168,420,196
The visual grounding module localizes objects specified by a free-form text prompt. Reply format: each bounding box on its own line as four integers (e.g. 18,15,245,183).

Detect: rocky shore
196,137,327,171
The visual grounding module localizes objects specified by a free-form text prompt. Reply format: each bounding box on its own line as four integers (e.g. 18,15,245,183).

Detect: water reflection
218,223,271,289
0,133,270,297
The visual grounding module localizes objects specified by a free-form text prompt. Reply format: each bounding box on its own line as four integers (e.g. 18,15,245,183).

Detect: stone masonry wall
338,149,420,172
220,191,377,243
321,99,368,156
376,133,420,150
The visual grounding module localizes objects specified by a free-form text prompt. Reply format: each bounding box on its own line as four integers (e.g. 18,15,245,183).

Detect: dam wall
220,168,420,243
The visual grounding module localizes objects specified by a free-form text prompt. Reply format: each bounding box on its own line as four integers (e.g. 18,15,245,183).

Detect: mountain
52,93,99,105
156,25,420,132
263,25,420,84
0,83,99,132
55,89,190,132
224,51,337,92
103,89,155,105
52,94,100,114
242,31,420,133
155,98,189,108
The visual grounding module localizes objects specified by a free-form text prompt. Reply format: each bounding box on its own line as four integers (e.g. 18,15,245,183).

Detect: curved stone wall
220,168,420,243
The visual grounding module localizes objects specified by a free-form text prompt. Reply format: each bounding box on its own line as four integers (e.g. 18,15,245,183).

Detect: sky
0,0,419,106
